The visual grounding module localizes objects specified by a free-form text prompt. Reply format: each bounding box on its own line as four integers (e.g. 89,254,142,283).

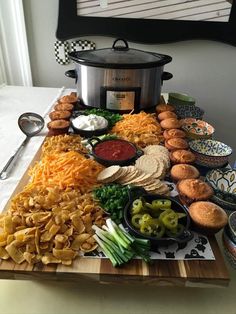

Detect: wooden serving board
0,143,230,287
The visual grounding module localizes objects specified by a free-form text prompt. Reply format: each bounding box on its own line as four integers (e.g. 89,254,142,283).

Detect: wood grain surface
0,141,230,287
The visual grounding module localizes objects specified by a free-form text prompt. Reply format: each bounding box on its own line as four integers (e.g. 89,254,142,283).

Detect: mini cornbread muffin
189,201,228,235
156,103,175,114
177,178,214,206
47,119,70,136
169,149,196,164
170,164,200,182
59,92,78,104
160,118,181,130
165,138,189,151
163,128,186,140
158,111,177,121
49,110,71,121
54,103,74,112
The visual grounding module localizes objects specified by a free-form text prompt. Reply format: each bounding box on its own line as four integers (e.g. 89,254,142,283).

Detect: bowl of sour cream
71,114,109,138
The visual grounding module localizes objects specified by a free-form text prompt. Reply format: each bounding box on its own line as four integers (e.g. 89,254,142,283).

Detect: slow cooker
66,38,173,112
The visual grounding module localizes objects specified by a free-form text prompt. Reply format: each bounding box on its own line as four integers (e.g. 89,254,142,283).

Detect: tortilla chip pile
0,135,105,265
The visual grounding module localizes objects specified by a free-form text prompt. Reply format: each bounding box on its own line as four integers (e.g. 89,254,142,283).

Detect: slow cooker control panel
100,87,141,111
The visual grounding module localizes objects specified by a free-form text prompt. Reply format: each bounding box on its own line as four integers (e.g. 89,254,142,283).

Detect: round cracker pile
97,164,170,195
137,144,170,179
97,165,124,183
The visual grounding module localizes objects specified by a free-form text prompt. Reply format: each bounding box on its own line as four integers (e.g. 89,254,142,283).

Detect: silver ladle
0,112,44,180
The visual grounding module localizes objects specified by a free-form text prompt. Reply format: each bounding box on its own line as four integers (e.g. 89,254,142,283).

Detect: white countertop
0,85,236,314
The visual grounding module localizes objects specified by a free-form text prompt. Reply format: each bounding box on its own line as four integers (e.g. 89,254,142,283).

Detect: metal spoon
0,112,44,180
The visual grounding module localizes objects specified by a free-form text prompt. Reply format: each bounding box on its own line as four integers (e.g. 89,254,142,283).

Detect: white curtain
0,0,32,86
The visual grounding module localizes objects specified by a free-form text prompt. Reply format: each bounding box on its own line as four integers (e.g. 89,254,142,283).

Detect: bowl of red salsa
88,138,143,166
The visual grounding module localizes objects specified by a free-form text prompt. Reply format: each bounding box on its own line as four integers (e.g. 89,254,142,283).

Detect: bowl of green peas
123,188,193,249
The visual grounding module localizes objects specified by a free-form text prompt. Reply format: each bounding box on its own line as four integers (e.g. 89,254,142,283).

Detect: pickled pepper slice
140,223,153,236
131,214,143,228
131,199,143,214
162,212,178,229
152,199,172,210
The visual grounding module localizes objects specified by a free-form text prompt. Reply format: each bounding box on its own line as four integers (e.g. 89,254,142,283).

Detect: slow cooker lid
69,38,172,69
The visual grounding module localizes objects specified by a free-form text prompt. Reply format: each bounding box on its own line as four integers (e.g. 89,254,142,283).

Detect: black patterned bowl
223,227,236,270
205,168,236,211
189,139,233,168
222,227,236,258
228,212,236,243
175,106,204,120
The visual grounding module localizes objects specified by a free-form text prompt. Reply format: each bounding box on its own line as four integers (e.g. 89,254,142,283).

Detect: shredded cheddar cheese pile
111,111,163,148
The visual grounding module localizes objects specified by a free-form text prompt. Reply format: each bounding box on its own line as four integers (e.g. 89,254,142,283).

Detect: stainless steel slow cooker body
66,38,173,111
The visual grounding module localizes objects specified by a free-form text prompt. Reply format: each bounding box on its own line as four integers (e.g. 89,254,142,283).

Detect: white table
0,85,67,211
0,85,236,314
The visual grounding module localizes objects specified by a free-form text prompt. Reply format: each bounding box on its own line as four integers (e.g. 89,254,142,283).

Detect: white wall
23,0,236,163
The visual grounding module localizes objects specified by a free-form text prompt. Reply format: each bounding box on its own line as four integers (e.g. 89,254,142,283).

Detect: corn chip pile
0,135,105,266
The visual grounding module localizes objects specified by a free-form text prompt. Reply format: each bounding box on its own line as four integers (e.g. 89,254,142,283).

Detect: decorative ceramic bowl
189,139,233,168
181,118,214,140
168,92,196,107
205,169,236,211
211,194,236,213
228,211,236,243
223,247,236,270
175,105,204,120
222,227,236,258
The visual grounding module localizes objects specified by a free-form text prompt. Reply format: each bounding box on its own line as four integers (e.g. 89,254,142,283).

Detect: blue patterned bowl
175,105,204,120
189,140,233,168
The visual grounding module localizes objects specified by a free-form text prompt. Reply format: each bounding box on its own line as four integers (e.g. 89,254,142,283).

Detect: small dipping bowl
88,138,143,166
71,124,109,138
123,187,193,250
71,114,109,138
181,118,215,140
189,139,233,168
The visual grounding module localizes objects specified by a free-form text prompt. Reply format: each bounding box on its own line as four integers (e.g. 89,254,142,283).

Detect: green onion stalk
92,218,151,267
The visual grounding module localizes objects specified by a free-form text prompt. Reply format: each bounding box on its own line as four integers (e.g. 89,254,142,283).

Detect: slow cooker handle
112,38,129,51
65,70,78,83
162,72,173,81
